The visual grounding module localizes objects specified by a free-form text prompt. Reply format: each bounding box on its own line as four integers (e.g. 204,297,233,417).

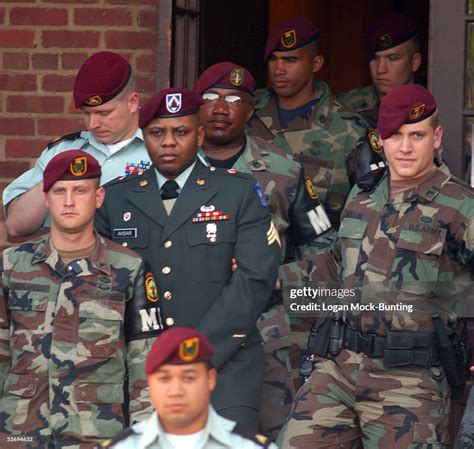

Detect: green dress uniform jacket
248,80,367,227
102,407,278,449
95,160,281,414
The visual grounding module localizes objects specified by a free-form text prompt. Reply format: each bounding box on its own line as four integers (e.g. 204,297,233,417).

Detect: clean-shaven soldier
4,51,150,237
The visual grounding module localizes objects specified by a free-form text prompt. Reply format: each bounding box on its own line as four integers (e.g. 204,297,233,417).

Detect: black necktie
161,180,180,200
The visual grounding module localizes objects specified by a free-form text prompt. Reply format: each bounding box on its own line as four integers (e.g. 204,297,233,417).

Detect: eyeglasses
202,92,250,107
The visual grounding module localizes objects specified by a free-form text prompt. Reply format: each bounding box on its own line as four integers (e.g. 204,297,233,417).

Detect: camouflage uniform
215,134,334,438
0,233,164,449
336,84,380,129
248,79,368,227
278,163,474,448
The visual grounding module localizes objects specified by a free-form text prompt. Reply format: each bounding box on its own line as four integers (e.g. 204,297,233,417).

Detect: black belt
342,326,440,368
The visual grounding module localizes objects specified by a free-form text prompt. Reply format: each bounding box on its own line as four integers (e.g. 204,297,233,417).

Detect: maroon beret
368,13,418,58
73,51,132,108
145,327,214,375
377,84,437,140
43,150,102,192
194,62,256,95
264,16,320,61
139,87,204,129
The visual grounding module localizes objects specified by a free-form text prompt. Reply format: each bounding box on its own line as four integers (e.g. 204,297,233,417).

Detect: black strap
161,180,179,199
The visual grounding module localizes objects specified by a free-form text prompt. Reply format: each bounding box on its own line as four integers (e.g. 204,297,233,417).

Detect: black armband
124,261,165,342
288,168,332,245
353,129,386,183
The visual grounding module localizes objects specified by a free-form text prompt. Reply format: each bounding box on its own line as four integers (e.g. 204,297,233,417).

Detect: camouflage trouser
257,304,296,440
278,349,450,449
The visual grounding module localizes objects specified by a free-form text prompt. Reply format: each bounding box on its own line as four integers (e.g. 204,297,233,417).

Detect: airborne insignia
409,103,426,121
377,33,392,48
368,129,382,154
281,29,297,48
179,337,200,362
85,95,103,106
70,156,87,176
304,175,318,200
145,272,158,303
230,68,244,86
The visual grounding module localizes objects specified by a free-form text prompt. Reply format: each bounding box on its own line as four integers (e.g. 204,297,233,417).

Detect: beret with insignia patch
139,87,204,129
145,327,214,374
264,16,320,60
377,84,436,139
43,150,101,192
194,62,256,95
367,13,418,59
73,52,131,108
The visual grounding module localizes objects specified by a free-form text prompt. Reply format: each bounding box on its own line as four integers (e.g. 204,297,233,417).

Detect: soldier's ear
245,105,254,123
128,92,139,114
44,192,50,209
197,125,205,147
312,55,324,74
95,186,105,209
434,125,443,149
411,52,422,73
207,367,217,392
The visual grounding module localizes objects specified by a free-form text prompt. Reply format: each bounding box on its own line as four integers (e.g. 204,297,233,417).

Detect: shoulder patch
100,427,136,448
47,131,83,150
231,424,271,448
253,180,267,207
368,128,382,154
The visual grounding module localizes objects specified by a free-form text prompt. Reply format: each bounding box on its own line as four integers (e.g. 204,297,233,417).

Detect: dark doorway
199,0,269,88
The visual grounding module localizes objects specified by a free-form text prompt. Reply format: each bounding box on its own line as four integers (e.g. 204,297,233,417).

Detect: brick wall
0,0,163,249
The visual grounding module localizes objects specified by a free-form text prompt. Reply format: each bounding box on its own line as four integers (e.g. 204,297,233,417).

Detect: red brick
6,138,50,158
106,0,156,4
75,8,132,26
0,74,36,91
106,31,158,50
0,30,35,48
0,161,30,178
7,96,64,114
32,53,58,70
62,52,88,70
138,9,158,28
42,0,97,3
136,54,157,73
10,7,68,25
0,118,34,136
42,74,76,92
38,117,83,137
42,30,99,48
136,75,157,93
3,52,29,70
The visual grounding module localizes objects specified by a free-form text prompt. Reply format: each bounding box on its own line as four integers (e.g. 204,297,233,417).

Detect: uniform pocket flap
398,223,447,256
74,383,124,404
78,300,124,320
338,217,368,239
8,292,48,311
4,374,39,398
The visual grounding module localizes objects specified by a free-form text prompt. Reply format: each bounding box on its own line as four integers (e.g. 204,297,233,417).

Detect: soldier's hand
231,257,238,272
275,279,281,290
